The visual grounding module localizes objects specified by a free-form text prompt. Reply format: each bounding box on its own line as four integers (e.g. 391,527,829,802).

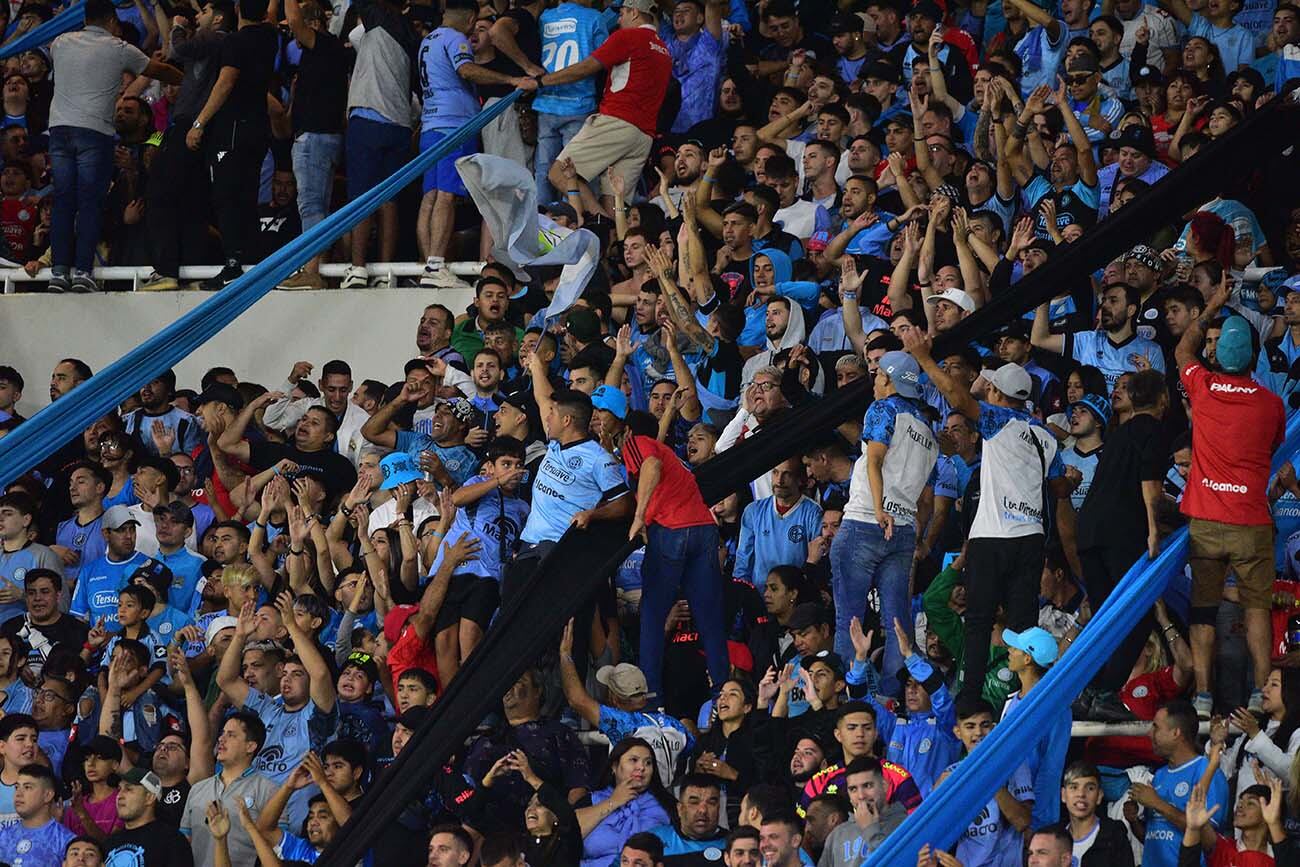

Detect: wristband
842,291,858,301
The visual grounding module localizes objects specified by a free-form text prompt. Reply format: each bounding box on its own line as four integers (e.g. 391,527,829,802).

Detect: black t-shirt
1,613,89,666
156,781,190,827
248,441,358,500
1076,413,1167,550
257,201,302,259
104,820,195,867
216,22,280,126
293,29,351,134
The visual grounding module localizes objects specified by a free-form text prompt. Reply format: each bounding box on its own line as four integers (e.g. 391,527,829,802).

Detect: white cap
102,504,139,531
982,363,1033,401
925,288,976,313
204,615,239,646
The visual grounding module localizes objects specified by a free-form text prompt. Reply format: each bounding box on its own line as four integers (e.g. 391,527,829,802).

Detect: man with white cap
104,766,193,865
830,350,937,694
924,287,975,336
71,505,150,628
902,330,1071,707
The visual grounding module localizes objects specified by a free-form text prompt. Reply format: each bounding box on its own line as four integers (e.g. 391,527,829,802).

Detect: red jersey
591,25,671,136
799,759,922,816
388,623,441,689
1209,834,1274,867
0,197,36,258
622,434,714,529
1085,666,1184,766
1179,362,1284,526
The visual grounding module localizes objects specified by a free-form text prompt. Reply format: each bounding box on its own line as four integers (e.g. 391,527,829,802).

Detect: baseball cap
1124,244,1162,272
1065,53,1099,74
121,766,163,798
1069,393,1111,428
982,363,1033,401
103,504,140,531
1115,125,1156,158
1133,65,1163,88
396,705,432,731
806,230,831,253
786,603,831,631
1000,319,1032,341
828,11,863,32
727,640,754,673
543,201,578,223
565,308,602,344
879,350,923,399
204,615,239,646
343,650,380,684
801,650,847,679
384,604,419,644
379,452,421,491
909,0,942,21
1002,627,1059,667
128,558,173,590
926,288,976,313
193,382,244,412
590,385,628,420
152,500,194,526
445,397,484,429
1216,315,1255,374
596,663,655,700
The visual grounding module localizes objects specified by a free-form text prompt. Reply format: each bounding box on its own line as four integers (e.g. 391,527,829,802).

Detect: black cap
128,557,175,589
786,603,831,631
829,11,863,32
194,382,244,412
134,455,180,491
999,319,1032,341
801,650,847,678
1115,125,1156,158
397,706,432,731
1133,65,1163,87
152,500,195,526
543,201,579,223
860,60,903,85
908,0,943,21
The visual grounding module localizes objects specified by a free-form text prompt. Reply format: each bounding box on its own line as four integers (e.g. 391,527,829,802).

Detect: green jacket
922,567,1020,709
450,317,524,361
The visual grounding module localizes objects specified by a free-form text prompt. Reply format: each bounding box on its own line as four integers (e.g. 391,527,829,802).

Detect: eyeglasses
35,689,69,704
749,381,780,392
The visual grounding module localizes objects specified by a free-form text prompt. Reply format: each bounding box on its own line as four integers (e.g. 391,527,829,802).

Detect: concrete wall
0,287,477,417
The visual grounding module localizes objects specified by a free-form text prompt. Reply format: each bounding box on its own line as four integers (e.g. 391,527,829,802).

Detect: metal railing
0,262,485,294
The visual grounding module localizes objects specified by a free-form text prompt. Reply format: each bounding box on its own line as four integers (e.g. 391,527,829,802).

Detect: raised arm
170,642,214,782
1175,273,1230,369
757,100,813,149
1054,78,1097,185
409,532,481,639
1005,0,1061,38
558,619,601,726
277,591,336,712
910,93,946,192
215,600,256,708
216,391,283,463
360,380,424,449
839,259,870,356
902,329,980,420
887,221,922,313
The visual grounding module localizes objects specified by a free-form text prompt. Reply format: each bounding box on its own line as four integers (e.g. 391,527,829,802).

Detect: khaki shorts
1188,518,1275,610
555,113,651,198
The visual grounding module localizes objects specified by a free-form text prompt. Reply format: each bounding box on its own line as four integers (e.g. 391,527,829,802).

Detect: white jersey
969,403,1065,540
845,395,938,528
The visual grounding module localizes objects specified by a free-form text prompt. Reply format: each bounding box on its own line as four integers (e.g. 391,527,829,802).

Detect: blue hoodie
739,250,820,347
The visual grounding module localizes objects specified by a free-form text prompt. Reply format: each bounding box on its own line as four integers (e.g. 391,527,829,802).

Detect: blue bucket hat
1216,315,1254,374
379,452,421,490
1069,393,1111,428
590,385,627,420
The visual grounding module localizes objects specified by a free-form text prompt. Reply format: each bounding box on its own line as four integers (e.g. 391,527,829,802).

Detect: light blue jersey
534,3,608,116
521,439,628,545
243,688,337,784
71,551,151,626
277,831,321,862
55,514,106,583
394,430,480,487
123,406,204,458
953,761,1033,867
1065,330,1166,392
733,496,822,589
0,544,62,623
0,817,74,865
1015,22,1067,96
156,546,205,611
428,475,529,581
419,27,479,131
1060,445,1101,511
1189,13,1255,73
1144,755,1228,867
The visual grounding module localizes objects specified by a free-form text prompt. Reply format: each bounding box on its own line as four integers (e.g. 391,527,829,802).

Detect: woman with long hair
0,633,31,715
1212,667,1300,797
577,738,675,867
1186,212,1237,272
1151,71,1202,163
691,677,769,827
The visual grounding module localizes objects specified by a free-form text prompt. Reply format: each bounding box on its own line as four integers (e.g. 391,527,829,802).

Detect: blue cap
378,453,421,491
590,385,627,420
1002,627,1058,667
1216,315,1254,374
1069,393,1111,428
879,351,922,399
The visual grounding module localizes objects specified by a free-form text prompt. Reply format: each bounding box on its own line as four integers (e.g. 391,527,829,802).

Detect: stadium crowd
0,0,1297,862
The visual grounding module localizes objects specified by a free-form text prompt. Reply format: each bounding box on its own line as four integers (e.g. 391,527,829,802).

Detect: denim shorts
419,128,478,196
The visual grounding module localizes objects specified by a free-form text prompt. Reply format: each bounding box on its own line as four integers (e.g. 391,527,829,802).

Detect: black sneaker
1088,690,1137,723
1070,687,1098,720
201,262,244,291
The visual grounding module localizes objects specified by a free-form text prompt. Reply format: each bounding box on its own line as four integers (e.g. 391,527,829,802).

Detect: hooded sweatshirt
739,250,826,393
817,801,908,867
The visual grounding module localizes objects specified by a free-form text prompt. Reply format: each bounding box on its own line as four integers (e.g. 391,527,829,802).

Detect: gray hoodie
817,802,908,867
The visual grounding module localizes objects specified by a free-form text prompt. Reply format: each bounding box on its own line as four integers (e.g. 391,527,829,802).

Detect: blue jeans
534,111,588,203
49,126,114,272
830,518,916,696
292,131,343,231
640,523,729,700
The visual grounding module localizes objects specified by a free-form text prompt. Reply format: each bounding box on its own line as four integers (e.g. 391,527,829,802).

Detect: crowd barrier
0,2,84,59
0,91,521,489
866,411,1300,863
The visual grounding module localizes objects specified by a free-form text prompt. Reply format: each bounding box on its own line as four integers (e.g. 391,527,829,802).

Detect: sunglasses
1066,74,1092,85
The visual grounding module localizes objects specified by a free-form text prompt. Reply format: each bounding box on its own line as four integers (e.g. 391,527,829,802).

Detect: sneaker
340,265,370,290
1193,691,1213,719
419,258,467,289
1070,687,1098,720
1248,688,1264,714
1088,690,1137,722
46,268,69,293
139,273,179,292
69,269,98,293
277,270,325,290
201,262,243,291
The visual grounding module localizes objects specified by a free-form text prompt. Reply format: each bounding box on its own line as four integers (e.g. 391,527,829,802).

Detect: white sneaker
340,265,369,290
420,257,467,289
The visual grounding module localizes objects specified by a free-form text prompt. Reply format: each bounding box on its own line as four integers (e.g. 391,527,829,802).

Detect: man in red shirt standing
613,398,728,701
1174,277,1286,720
538,0,670,216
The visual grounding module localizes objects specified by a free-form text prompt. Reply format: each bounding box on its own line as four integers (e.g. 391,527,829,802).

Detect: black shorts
433,573,501,631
